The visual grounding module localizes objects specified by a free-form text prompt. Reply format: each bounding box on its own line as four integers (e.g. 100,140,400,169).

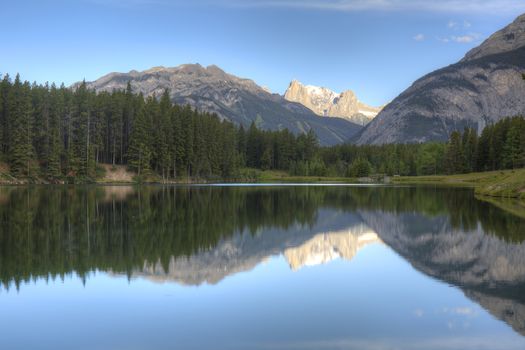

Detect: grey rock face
462,13,525,62
356,13,525,145
284,80,381,126
81,64,362,146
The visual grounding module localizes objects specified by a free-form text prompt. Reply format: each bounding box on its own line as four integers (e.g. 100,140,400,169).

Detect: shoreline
392,169,525,200
1,168,524,201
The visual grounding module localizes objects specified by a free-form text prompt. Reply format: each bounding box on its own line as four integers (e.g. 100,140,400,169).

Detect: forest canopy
0,74,524,182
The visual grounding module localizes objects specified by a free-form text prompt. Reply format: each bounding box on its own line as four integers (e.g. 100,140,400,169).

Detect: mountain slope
284,80,381,126
356,13,525,145
83,64,362,146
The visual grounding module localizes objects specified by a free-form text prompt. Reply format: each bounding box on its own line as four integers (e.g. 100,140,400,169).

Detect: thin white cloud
451,34,477,43
448,19,473,29
225,0,525,14
413,33,425,41
441,306,479,316
244,336,525,350
413,308,425,317
86,0,525,15
437,32,481,44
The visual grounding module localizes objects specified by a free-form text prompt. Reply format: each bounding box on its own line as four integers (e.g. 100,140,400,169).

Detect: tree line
0,73,523,181
319,116,524,177
0,74,321,181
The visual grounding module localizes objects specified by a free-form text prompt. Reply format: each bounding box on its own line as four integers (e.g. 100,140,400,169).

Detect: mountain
356,13,525,145
284,80,381,126
82,64,362,146
129,211,371,286
283,225,380,271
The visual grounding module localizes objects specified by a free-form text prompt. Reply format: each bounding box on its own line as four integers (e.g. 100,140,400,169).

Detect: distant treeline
0,73,524,181
321,116,525,177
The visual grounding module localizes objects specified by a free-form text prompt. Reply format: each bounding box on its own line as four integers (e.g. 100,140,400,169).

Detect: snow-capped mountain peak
284,80,381,126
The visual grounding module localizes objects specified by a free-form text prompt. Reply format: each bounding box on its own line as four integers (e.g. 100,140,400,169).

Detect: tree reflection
0,185,523,290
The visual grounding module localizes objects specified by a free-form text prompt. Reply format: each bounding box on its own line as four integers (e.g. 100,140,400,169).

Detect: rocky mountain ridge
284,80,381,126
356,13,525,145
81,64,362,146
128,211,372,285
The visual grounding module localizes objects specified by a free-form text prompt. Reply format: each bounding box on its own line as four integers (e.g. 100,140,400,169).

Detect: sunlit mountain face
1,185,525,349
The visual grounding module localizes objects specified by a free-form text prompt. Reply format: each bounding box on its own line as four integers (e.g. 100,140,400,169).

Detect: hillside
356,13,525,145
82,64,363,146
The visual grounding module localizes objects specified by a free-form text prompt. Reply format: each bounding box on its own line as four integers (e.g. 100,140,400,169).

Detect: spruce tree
46,84,63,178
128,103,151,176
182,105,194,176
9,76,35,177
445,131,464,174
503,117,524,169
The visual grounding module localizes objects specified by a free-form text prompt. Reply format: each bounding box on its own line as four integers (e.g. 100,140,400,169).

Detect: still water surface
0,185,524,350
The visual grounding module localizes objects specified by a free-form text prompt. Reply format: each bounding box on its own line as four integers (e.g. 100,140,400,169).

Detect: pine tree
128,102,151,176
182,105,194,176
46,84,64,178
445,131,464,174
462,127,478,173
236,125,247,167
477,125,492,171
121,82,135,164
70,81,95,177
503,117,525,169
171,105,184,178
0,75,5,156
260,146,273,170
9,76,35,177
158,89,173,178
246,122,261,168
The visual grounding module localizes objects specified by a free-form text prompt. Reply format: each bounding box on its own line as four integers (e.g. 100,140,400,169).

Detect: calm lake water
1,185,525,350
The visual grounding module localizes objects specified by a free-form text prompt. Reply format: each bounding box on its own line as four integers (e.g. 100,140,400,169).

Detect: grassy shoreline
1,163,524,201
392,169,525,200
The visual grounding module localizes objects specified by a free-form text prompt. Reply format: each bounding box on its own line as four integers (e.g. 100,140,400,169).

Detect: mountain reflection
132,221,379,285
1,185,525,336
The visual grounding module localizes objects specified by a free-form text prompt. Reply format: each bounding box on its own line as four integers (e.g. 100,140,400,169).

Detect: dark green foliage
445,131,465,174
8,76,35,177
0,75,250,180
0,73,523,181
477,116,525,171
127,102,151,176
319,143,421,177
416,143,446,175
349,157,372,177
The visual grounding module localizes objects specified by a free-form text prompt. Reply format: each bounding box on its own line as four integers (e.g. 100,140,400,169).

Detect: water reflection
1,185,525,343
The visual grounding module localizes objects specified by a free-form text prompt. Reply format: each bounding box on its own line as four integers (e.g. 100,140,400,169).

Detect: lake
0,185,524,350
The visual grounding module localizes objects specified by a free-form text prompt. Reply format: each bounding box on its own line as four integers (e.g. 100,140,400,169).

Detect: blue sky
1,0,524,106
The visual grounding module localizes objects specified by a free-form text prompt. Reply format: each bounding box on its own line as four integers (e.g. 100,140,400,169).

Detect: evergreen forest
1,74,524,182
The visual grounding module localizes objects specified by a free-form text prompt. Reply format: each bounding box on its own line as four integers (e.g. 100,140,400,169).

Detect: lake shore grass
392,168,525,200
1,161,524,201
